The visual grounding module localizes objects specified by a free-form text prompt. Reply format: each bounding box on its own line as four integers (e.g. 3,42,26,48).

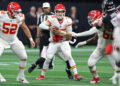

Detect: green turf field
0,46,118,86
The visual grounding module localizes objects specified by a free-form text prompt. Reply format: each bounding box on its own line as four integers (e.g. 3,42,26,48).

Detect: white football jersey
44,15,72,42
0,10,25,43
96,27,113,49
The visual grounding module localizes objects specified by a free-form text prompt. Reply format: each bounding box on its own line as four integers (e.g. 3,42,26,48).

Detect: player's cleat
16,75,29,83
49,65,54,70
65,68,73,79
36,75,44,80
89,77,100,84
28,64,37,73
75,74,83,81
0,74,6,82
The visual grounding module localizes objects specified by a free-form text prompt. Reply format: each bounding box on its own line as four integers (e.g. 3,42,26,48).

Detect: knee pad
20,53,27,60
88,59,96,67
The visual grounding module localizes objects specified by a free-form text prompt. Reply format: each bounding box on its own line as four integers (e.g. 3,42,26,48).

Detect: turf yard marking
4,48,95,53
0,46,118,86
0,63,9,65
0,83,90,86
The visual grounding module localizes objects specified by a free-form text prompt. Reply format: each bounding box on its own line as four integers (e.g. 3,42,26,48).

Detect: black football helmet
102,0,115,13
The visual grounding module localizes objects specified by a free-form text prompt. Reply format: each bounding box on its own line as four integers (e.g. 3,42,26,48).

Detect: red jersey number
103,29,113,40
2,22,18,34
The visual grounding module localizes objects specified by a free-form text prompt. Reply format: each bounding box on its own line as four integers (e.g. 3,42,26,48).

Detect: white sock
72,66,78,75
41,70,46,76
19,60,26,76
69,58,78,75
41,58,51,76
90,66,99,78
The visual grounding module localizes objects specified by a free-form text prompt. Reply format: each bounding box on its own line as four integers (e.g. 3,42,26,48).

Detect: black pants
39,36,49,55
35,35,53,68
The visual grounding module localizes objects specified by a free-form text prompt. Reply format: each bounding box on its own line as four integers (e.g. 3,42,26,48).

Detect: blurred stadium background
0,0,119,46
0,0,120,86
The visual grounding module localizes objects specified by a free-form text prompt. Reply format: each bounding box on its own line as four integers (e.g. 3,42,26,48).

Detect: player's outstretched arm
21,21,35,48
75,33,98,48
73,27,97,37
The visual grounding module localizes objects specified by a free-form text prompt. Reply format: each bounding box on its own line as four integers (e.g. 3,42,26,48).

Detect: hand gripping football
50,26,60,35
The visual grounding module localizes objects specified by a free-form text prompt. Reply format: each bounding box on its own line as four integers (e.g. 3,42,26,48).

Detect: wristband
29,38,33,41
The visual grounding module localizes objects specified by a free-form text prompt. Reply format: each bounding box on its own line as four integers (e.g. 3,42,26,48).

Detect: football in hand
50,26,60,35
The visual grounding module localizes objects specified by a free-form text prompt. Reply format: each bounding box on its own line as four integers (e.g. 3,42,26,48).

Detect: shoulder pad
19,13,25,21
0,10,7,16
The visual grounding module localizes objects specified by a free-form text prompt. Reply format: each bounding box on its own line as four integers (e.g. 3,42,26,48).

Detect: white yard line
0,67,114,74
0,83,90,86
3,49,95,53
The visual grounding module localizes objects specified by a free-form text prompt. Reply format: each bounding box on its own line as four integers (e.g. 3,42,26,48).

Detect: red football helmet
7,2,22,17
88,10,102,26
54,4,66,19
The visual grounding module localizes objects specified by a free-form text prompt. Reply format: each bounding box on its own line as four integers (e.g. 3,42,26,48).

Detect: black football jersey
102,10,117,30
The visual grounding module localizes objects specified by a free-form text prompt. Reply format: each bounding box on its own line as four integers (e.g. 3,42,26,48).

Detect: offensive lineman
0,2,35,83
72,9,117,84
36,4,83,81
82,0,118,84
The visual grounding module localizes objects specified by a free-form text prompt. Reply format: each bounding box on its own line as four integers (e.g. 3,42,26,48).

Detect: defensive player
103,0,120,85
0,2,35,83
36,4,83,81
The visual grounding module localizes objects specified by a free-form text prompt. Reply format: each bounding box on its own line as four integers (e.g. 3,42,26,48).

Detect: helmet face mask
7,2,22,17
12,9,22,17
102,0,115,13
88,17,94,26
88,10,102,26
55,10,65,19
54,4,66,19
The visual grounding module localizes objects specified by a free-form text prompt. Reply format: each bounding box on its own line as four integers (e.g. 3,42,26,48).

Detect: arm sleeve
39,16,52,30
39,21,50,30
76,27,97,37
